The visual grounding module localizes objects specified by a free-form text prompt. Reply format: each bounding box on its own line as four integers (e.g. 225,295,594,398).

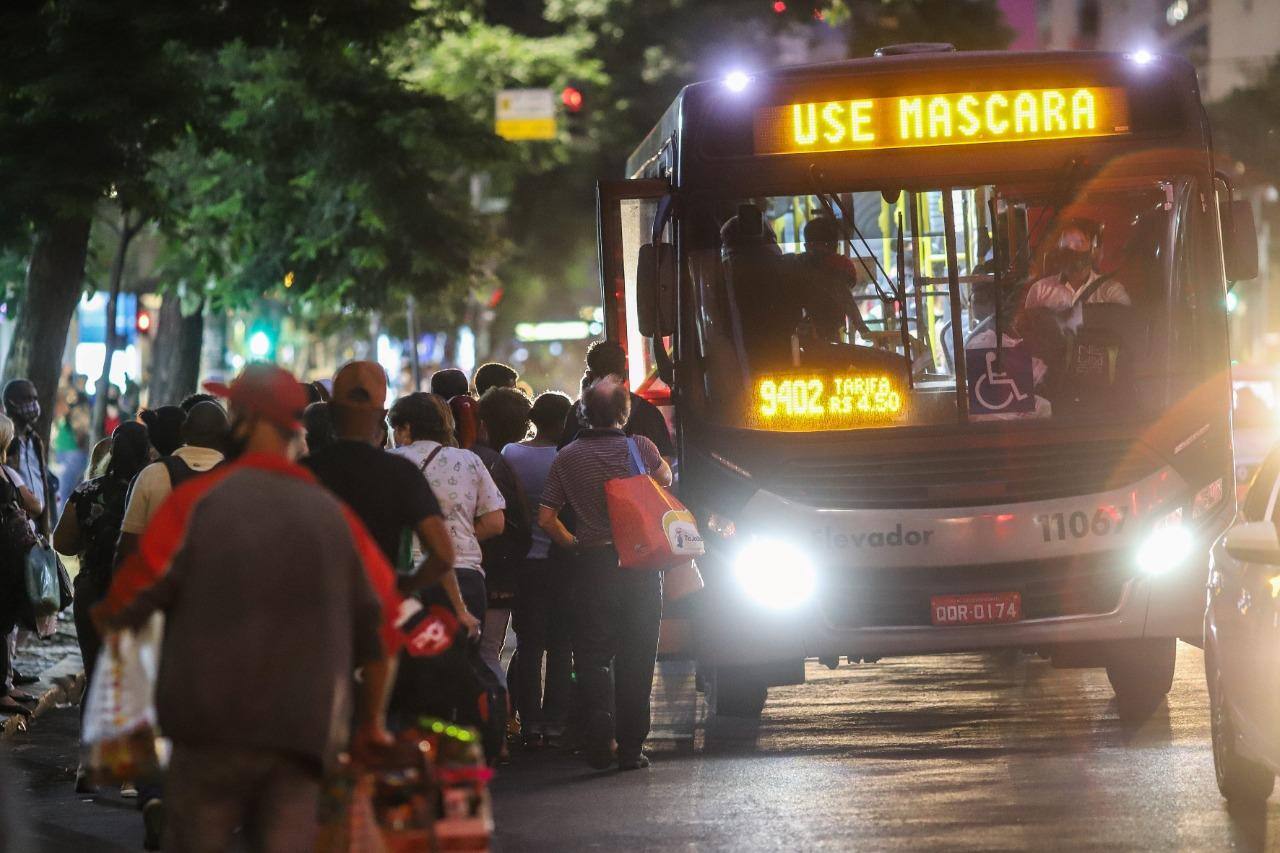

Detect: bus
596,45,1259,718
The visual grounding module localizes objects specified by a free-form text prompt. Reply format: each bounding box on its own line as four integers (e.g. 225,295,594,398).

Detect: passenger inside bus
794,214,873,343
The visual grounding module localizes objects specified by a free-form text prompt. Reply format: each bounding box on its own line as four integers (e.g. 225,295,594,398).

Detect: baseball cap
331,361,388,411
204,363,307,431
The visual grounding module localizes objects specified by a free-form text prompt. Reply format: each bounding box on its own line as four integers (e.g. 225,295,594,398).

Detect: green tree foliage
1209,55,1280,185
825,0,1014,56
153,40,503,313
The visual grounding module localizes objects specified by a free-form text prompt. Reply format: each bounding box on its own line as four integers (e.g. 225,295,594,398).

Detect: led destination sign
749,373,904,431
753,86,1129,155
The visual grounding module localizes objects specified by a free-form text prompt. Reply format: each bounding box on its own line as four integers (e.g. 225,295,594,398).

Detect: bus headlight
733,538,817,609
1136,526,1193,575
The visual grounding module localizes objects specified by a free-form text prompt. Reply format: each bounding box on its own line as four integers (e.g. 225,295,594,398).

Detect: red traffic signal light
561,86,584,113
136,310,152,335
772,1,786,12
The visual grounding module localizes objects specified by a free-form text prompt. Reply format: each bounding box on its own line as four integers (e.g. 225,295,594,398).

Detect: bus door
597,179,674,404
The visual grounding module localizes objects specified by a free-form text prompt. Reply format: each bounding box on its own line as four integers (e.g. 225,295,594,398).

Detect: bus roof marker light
724,70,751,93
1129,49,1155,65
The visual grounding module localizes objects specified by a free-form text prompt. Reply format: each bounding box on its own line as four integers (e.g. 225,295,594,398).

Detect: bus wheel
713,667,769,718
1105,637,1176,717
1208,652,1275,802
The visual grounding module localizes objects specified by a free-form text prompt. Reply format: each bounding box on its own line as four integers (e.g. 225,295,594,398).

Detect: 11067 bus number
1034,507,1129,543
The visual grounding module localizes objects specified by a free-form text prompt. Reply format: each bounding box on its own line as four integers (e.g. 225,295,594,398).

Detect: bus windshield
684,175,1219,432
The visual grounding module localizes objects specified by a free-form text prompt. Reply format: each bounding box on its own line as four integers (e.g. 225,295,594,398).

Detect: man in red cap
304,360,456,594
96,363,403,852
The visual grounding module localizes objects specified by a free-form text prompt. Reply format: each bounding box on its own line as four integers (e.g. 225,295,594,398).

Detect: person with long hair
53,421,152,794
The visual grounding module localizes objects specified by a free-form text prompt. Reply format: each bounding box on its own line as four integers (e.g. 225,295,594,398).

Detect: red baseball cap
204,363,307,431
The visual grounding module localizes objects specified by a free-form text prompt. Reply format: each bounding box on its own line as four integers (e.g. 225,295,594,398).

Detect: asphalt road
5,642,1279,851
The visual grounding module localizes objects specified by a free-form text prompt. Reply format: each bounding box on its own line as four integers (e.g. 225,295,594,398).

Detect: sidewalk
2,613,85,739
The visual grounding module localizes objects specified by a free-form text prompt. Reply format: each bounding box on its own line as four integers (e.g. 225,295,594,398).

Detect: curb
1,654,84,740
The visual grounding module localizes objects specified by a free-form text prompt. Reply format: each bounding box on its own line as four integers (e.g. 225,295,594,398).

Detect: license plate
930,592,1022,626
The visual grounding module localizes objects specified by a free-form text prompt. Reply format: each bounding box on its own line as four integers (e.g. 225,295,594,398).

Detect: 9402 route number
1034,507,1129,543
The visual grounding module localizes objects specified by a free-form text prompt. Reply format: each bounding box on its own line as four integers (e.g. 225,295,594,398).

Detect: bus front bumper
691,548,1209,666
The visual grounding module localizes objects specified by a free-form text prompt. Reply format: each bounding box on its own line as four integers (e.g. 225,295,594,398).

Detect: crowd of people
0,338,676,851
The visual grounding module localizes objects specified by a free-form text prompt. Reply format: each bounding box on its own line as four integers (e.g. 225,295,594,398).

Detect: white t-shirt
391,441,505,573
120,445,225,534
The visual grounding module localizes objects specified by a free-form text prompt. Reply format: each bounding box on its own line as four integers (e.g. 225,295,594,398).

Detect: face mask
7,399,39,425
1059,249,1092,278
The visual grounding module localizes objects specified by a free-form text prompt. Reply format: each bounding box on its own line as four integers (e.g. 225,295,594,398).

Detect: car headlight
732,537,817,609
1136,525,1193,575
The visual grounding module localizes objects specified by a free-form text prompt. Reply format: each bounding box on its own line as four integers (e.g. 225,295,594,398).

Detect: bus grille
765,439,1161,509
821,556,1131,629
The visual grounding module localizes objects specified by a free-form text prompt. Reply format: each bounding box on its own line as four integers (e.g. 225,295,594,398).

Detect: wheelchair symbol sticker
965,346,1035,414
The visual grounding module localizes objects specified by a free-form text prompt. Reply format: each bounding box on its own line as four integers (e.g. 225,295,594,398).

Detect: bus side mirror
1224,521,1280,565
1221,199,1259,282
636,242,676,338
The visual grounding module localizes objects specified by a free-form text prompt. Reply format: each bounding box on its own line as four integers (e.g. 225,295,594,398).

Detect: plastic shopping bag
606,439,704,571
81,614,166,785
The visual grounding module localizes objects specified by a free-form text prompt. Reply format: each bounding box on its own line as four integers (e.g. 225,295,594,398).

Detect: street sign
495,89,556,141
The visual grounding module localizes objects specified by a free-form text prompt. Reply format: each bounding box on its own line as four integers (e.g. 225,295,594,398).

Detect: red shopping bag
606,439,704,571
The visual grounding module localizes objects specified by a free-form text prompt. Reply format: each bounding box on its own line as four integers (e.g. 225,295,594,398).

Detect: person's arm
52,500,82,555
352,655,397,759
116,531,139,562
638,436,673,488
17,483,42,517
400,515,454,595
473,509,505,541
440,568,481,638
653,459,673,488
538,504,577,550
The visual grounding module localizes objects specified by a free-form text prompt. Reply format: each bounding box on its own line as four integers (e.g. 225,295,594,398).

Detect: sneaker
143,798,164,850
618,751,651,771
120,781,139,799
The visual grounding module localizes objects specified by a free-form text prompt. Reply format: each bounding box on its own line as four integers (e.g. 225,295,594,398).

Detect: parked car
1205,446,1280,801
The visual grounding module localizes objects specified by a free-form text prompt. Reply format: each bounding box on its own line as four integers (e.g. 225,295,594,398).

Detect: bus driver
1023,219,1130,315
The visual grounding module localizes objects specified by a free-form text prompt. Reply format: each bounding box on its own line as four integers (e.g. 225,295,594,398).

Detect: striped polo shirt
540,429,663,547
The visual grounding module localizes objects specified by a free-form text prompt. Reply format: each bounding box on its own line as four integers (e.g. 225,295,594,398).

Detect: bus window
686,177,1203,432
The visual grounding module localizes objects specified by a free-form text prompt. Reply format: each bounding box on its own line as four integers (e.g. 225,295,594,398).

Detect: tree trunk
149,292,205,406
90,212,138,446
2,216,93,452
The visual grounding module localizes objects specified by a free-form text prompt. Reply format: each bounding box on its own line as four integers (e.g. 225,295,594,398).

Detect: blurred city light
248,330,272,358
724,70,750,92
1129,49,1155,65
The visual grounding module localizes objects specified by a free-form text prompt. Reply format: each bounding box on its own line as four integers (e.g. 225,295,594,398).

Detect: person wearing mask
303,361,455,593
95,364,402,852
2,380,53,703
539,377,672,771
558,341,674,457
0,414,42,718
1024,220,1130,314
52,421,151,795
388,392,506,760
502,391,573,747
117,401,228,561
138,406,187,458
473,362,518,399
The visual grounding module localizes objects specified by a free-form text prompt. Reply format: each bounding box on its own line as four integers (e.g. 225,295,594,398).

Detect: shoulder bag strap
418,445,446,475
625,437,645,477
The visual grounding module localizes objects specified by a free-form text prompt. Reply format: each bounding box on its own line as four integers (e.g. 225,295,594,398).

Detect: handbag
0,466,37,556
606,438,704,571
23,536,61,623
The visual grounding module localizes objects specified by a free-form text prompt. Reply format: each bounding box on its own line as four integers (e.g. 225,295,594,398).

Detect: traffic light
247,321,276,360
135,307,153,336
562,85,586,139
